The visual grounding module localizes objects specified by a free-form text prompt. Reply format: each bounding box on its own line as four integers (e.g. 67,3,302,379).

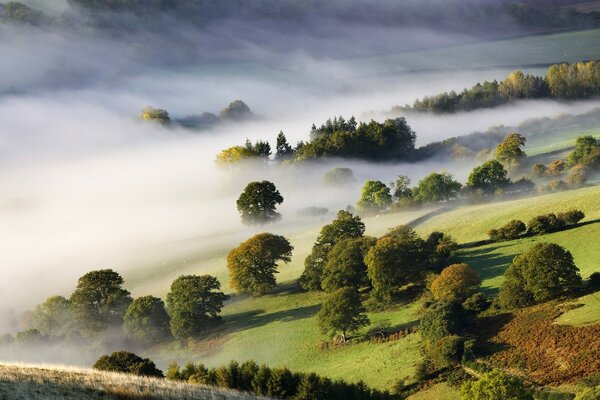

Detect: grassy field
407,383,460,400
525,127,600,156
555,292,600,326
0,363,267,400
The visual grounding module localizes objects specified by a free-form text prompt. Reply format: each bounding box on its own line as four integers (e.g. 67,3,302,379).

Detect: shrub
527,213,564,235
460,370,533,400
428,335,465,369
588,272,600,291
488,220,526,241
430,263,481,302
462,292,490,314
123,295,171,345
420,301,463,347
93,351,163,377
557,210,585,225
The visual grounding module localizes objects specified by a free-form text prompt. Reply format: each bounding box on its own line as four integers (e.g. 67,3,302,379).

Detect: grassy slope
0,363,267,400
525,127,600,156
556,293,600,326
407,383,460,400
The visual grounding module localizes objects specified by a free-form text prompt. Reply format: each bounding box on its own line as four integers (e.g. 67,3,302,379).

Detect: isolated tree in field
567,135,598,166
70,269,132,332
93,351,163,377
321,236,376,292
499,243,581,309
466,160,510,194
460,370,533,400
166,275,229,339
237,180,284,225
357,180,392,212
317,287,369,342
275,131,294,160
412,172,461,204
365,226,428,305
299,210,365,291
323,167,354,186
123,295,171,345
33,295,72,336
227,233,293,296
140,107,170,124
495,133,526,166
430,263,481,302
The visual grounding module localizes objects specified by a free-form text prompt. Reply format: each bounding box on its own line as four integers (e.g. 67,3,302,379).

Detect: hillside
0,362,269,400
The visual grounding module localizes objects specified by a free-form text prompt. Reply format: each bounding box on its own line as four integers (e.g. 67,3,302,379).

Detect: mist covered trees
32,296,72,336
70,269,133,333
299,210,365,291
236,180,284,225
93,351,164,377
323,167,354,186
123,296,171,344
356,180,392,212
316,287,369,343
219,100,253,121
466,160,510,194
412,172,462,204
227,233,293,296
166,275,229,339
139,107,170,124
495,133,526,167
499,243,582,309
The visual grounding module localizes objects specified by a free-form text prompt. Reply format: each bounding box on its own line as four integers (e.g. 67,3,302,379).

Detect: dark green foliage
321,236,376,292
391,175,412,201
527,213,564,235
296,117,416,161
93,351,163,377
499,243,582,308
557,210,585,225
425,231,459,270
267,367,299,398
357,180,392,212
295,373,324,400
15,329,46,344
33,295,72,336
534,390,576,400
427,335,465,369
219,100,253,121
2,2,46,25
323,167,354,186
365,226,429,305
462,292,490,314
588,272,600,291
487,220,526,241
299,210,365,291
166,275,229,339
252,364,272,395
412,172,462,204
466,160,510,194
236,180,284,225
275,131,294,160
227,233,293,296
317,287,370,342
567,136,599,166
69,269,132,333
123,295,171,345
419,301,463,347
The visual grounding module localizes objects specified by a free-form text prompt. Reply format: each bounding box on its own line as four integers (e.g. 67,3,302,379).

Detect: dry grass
0,362,270,400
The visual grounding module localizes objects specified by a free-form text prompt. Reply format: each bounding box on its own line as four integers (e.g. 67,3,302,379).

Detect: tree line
395,62,600,114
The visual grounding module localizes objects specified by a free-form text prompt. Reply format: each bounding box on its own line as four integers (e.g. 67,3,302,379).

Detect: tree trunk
341,331,346,343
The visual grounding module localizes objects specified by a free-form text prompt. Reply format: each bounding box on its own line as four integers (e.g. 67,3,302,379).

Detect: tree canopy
236,180,284,225
316,287,369,342
123,295,171,344
356,180,392,212
412,172,461,204
466,160,510,194
430,263,481,302
495,133,526,166
93,351,164,378
227,233,293,296
321,236,376,292
460,370,533,400
33,295,72,336
166,275,229,339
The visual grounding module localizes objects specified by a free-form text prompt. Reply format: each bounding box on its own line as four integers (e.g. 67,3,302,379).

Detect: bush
428,335,465,369
588,272,600,291
460,370,533,400
93,351,163,377
462,292,490,313
488,220,526,241
557,210,585,225
527,213,564,235
430,263,481,302
420,302,463,349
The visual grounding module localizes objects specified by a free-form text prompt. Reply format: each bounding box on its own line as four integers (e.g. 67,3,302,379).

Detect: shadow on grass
215,303,321,336
457,244,518,293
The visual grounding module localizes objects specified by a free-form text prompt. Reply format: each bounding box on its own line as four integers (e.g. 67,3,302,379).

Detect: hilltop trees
357,181,392,212
123,296,171,345
166,275,229,339
227,233,293,296
316,287,369,343
236,180,284,225
219,100,253,121
499,243,582,309
70,269,133,333
299,210,365,291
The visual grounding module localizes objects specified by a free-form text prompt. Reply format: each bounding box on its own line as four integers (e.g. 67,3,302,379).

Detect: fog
0,0,598,352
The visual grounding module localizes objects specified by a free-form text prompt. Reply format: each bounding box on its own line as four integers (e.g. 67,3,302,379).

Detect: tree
166,275,229,339
215,145,258,166
576,386,600,400
412,172,461,204
299,210,365,291
70,269,132,333
323,167,354,186
275,131,294,160
236,180,284,225
430,264,481,302
356,180,391,212
123,295,171,345
365,226,428,305
487,220,526,241
527,213,563,235
140,107,170,124
566,165,589,188
567,136,599,166
495,133,526,166
33,295,72,336
420,301,463,348
219,100,253,121
227,233,293,296
460,370,533,400
391,175,412,200
466,160,510,194
317,287,369,342
93,351,163,377
321,236,376,292
499,243,582,308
